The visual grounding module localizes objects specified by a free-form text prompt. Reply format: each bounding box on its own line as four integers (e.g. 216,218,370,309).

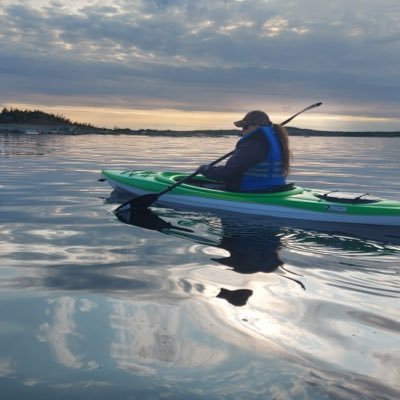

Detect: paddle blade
114,193,159,214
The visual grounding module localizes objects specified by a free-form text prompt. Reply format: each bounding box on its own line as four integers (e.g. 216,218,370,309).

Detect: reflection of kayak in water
113,203,302,305
111,197,400,306
116,205,285,274
102,169,400,227
107,189,400,247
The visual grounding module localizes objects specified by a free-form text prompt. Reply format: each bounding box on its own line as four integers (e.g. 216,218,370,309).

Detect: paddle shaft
115,102,322,210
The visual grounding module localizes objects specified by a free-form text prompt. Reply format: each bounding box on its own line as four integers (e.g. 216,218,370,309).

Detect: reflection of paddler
114,206,304,306
213,217,305,290
212,233,282,274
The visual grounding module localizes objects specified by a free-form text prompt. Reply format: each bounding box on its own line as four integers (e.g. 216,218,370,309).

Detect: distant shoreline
1,108,399,137
1,123,400,137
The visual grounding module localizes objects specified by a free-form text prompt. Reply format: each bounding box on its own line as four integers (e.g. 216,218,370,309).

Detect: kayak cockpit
154,171,303,196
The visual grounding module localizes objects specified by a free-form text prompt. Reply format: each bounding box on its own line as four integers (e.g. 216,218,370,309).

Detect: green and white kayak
102,169,400,226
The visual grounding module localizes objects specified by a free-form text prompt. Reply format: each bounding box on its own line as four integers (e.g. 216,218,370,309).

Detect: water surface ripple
0,133,399,400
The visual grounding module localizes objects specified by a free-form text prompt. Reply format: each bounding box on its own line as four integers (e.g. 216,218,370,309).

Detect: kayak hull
102,170,400,227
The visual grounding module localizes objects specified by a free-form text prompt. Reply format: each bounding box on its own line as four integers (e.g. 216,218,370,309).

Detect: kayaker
197,110,291,192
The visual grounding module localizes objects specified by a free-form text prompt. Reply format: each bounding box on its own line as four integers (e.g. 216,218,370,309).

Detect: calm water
0,133,400,400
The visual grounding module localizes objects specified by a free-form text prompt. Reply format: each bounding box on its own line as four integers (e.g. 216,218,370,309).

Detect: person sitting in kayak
197,110,291,192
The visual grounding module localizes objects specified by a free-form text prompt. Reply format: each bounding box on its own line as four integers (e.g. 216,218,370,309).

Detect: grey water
0,133,400,399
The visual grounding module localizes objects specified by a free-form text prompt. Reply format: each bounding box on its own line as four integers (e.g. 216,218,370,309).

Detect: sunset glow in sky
1,0,399,131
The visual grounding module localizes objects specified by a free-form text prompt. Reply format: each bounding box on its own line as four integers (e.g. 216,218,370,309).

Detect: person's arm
200,138,267,182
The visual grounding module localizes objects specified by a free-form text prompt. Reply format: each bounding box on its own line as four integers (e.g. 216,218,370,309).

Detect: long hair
272,124,291,177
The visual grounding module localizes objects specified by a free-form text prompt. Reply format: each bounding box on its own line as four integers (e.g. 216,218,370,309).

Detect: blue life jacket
239,125,286,191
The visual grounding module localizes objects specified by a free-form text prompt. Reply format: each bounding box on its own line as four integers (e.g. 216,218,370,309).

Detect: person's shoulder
250,127,268,142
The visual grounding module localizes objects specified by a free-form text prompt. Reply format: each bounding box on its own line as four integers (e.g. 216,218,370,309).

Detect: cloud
0,0,399,129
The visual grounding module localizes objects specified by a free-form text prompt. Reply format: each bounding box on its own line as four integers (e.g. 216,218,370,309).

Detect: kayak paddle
114,102,322,212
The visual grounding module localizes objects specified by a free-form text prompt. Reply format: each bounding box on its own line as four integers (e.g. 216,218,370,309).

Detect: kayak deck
102,169,400,226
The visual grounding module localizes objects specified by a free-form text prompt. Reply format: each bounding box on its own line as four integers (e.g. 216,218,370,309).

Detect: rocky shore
0,123,114,135
1,123,399,137
0,123,239,136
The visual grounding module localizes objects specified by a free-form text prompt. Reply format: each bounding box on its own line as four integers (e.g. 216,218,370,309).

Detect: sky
0,0,399,131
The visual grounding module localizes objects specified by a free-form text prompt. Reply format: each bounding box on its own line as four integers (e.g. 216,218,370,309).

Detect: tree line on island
0,107,399,137
0,107,95,128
